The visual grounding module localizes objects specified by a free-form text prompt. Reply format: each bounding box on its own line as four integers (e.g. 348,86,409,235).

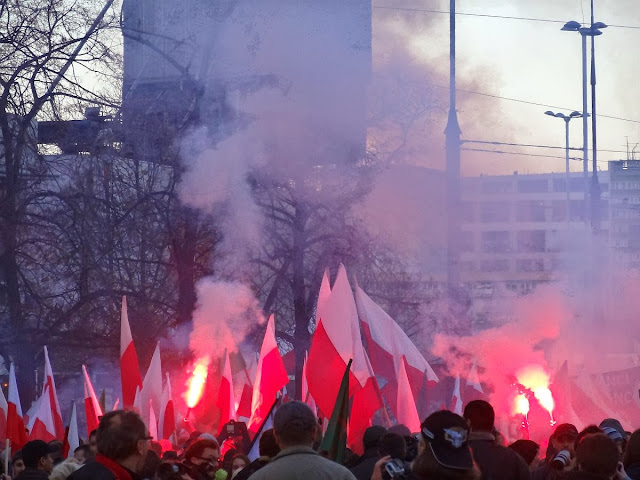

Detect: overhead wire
461,147,584,161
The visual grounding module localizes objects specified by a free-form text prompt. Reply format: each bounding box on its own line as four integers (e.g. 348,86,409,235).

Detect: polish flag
121,296,143,409
234,352,256,421
451,374,463,415
217,350,237,436
0,381,7,443
7,363,27,451
132,386,142,415
43,346,64,439
141,343,163,428
355,284,438,416
306,265,382,453
247,315,289,436
301,353,317,414
158,374,175,441
396,357,421,432
464,361,484,402
148,400,158,440
62,402,80,459
314,269,331,328
83,365,103,436
28,386,56,442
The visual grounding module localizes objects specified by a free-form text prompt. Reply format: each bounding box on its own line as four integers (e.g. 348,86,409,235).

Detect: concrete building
609,160,640,270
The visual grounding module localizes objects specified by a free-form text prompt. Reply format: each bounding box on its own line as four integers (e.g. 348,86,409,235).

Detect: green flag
320,359,352,464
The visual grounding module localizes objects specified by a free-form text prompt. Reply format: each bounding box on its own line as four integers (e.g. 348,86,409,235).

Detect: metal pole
581,32,589,224
590,0,601,233
565,118,571,226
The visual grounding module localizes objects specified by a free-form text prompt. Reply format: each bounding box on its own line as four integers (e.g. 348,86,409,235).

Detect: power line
462,147,584,161
372,5,640,30
463,139,627,154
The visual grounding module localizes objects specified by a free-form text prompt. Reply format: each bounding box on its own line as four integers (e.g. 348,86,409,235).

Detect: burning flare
516,364,555,422
185,356,210,408
513,394,530,416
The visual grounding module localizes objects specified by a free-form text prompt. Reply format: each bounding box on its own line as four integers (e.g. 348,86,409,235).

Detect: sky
373,0,640,175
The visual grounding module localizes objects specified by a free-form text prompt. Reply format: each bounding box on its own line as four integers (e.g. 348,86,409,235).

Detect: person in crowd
229,454,249,479
15,440,55,480
161,451,179,466
49,459,81,480
181,438,220,480
564,433,627,480
532,423,579,480
73,445,92,464
139,450,161,480
463,400,530,480
87,430,98,457
349,426,386,480
68,410,151,480
47,441,64,466
373,410,480,480
12,452,25,478
217,449,237,480
249,401,356,480
575,425,603,451
600,419,627,460
623,429,640,479
508,440,540,470
232,429,279,480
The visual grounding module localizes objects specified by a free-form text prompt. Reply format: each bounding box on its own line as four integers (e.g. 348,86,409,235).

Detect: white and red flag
82,365,103,436
396,357,421,432
7,363,27,451
28,386,56,442
451,374,463,415
464,361,484,402
0,377,8,443
217,350,237,436
158,374,175,441
62,402,80,459
43,346,64,439
120,296,143,409
148,400,158,440
141,343,163,428
355,284,438,416
247,315,289,436
301,352,317,414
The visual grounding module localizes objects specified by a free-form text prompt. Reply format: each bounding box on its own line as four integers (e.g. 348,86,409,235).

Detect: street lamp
544,110,587,225
561,2,607,232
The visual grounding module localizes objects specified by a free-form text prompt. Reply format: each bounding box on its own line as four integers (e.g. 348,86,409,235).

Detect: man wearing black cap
350,426,387,480
532,423,579,480
463,400,530,480
250,401,356,480
15,440,55,480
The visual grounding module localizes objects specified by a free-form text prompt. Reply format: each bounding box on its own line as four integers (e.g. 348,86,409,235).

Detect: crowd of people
3,400,640,480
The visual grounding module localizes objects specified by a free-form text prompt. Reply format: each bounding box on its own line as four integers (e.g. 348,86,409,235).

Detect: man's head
258,429,280,459
184,439,219,479
12,451,24,478
576,433,619,477
551,423,579,455
97,410,150,472
363,426,387,452
273,401,317,449
73,445,92,464
88,429,98,455
378,432,407,460
463,400,495,432
21,440,54,473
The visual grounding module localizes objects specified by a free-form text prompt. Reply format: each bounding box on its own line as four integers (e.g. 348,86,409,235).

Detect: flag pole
5,439,9,475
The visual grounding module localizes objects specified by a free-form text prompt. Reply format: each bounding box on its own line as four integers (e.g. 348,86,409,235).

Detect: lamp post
544,110,586,225
561,5,607,233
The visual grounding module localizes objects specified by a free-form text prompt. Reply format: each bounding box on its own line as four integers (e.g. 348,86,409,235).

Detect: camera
551,450,571,470
383,459,406,480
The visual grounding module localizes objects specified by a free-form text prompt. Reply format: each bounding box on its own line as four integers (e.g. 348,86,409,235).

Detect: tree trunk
292,202,310,400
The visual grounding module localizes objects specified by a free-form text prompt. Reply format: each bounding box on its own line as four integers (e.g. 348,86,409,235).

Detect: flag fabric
320,360,351,464
158,374,175,441
120,296,143,409
247,315,289,436
148,400,158,440
233,351,256,421
133,386,142,414
217,350,237,436
464,361,484,403
7,363,27,452
307,265,381,420
0,381,8,443
247,399,279,462
314,269,331,329
141,343,163,428
355,284,439,416
451,374,463,415
62,402,80,459
396,357,421,432
301,352,317,414
28,386,56,442
43,346,64,439
83,365,103,436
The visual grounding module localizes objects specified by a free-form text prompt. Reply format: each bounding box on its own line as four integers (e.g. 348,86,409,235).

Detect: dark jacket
627,463,640,480
69,462,117,480
234,457,270,480
532,461,565,480
561,471,610,480
468,432,530,480
350,450,381,480
15,468,50,480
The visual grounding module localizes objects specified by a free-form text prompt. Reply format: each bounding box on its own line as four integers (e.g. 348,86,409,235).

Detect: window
480,259,509,272
482,231,510,253
552,178,586,193
516,231,546,253
481,202,510,222
517,201,546,222
516,259,545,272
482,180,512,194
518,179,548,193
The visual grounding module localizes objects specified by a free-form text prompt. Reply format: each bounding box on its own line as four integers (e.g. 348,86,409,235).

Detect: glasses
196,456,218,464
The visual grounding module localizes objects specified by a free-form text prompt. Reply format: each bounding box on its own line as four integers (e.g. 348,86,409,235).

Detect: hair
96,410,148,461
378,432,407,459
184,439,219,462
89,430,97,440
49,459,80,480
624,429,640,469
273,401,316,446
576,433,618,476
575,425,603,451
48,441,63,462
463,400,494,432
258,429,280,458
412,440,480,480
508,440,539,466
73,445,92,460
232,454,249,468
12,451,22,464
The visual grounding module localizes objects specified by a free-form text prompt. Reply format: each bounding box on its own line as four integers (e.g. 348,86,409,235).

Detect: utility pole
589,0,601,234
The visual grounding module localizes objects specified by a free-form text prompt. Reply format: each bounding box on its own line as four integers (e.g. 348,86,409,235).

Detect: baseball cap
363,426,387,450
21,440,55,468
421,411,473,470
553,423,579,440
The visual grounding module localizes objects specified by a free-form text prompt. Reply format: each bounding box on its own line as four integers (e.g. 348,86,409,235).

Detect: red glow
513,394,530,416
516,365,555,420
184,357,209,408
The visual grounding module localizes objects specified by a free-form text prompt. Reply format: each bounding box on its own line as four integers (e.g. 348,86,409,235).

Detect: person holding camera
564,433,632,480
532,423,579,480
